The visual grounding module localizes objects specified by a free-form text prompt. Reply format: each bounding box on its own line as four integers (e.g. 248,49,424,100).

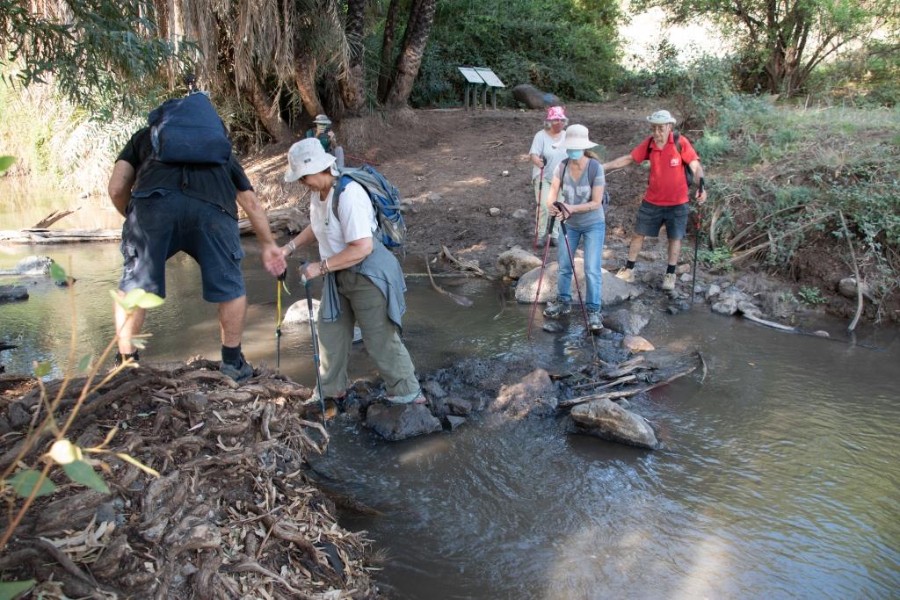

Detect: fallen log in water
559,350,700,408
0,228,121,244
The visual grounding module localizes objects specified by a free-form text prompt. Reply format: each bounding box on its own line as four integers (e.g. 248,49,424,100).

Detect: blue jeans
556,220,606,312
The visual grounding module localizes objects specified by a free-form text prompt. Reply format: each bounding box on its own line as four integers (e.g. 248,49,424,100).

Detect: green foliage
697,246,733,271
0,580,36,600
405,0,621,106
798,286,826,305
0,155,13,174
806,40,900,107
699,98,900,315
617,48,738,129
0,0,187,116
63,459,110,493
8,469,56,497
631,0,897,97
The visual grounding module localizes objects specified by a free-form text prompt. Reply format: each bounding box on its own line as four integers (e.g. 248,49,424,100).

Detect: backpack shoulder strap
331,173,354,221
674,131,683,156
588,158,600,183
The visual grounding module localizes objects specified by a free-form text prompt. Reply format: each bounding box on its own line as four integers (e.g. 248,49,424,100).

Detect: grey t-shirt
529,129,567,182
554,158,606,227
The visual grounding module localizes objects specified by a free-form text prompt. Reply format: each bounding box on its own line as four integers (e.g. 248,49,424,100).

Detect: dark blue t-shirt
116,127,253,219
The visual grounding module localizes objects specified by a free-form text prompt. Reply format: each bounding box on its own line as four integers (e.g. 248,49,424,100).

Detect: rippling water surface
1,237,897,599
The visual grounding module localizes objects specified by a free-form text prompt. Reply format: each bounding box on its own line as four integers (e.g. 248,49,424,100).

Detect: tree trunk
243,73,293,143
384,0,436,108
377,0,401,103
339,0,367,115
294,55,323,119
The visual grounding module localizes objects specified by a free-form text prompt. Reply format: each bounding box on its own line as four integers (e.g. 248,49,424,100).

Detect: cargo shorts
634,200,690,240
119,190,246,303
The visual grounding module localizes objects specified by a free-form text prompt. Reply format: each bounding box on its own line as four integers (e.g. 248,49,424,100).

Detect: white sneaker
616,267,635,283
662,273,677,291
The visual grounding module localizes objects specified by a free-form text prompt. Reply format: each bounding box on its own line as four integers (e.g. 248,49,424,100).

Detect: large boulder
570,398,659,449
0,285,28,303
283,299,361,342
604,308,650,335
511,84,561,109
515,262,639,306
492,368,557,418
364,403,443,441
497,247,542,280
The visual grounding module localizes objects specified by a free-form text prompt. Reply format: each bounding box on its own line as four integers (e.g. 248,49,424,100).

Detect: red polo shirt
630,133,699,206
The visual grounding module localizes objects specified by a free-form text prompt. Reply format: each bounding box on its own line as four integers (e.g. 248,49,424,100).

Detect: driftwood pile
0,360,378,599
557,349,703,408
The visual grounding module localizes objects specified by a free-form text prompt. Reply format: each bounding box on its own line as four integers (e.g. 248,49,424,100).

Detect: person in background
280,138,424,405
543,124,607,332
305,113,345,169
603,109,707,290
107,128,286,381
528,106,569,246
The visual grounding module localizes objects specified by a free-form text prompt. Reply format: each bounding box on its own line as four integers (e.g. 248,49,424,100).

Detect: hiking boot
385,388,427,405
543,300,571,319
662,272,677,291
616,267,636,283
220,358,253,383
114,351,140,368
587,310,603,332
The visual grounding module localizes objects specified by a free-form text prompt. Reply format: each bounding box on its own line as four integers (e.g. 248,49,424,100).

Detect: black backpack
646,132,694,187
148,92,232,165
560,158,610,212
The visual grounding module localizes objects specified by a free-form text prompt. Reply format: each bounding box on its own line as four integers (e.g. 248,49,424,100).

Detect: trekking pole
299,263,327,422
527,215,556,339
532,164,545,250
690,204,703,307
554,203,596,351
275,269,289,372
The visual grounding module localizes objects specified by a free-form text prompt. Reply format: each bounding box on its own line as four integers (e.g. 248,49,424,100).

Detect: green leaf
0,155,15,175
0,579,36,600
7,469,56,498
49,262,67,284
34,361,52,378
77,354,92,372
62,460,110,493
135,292,164,309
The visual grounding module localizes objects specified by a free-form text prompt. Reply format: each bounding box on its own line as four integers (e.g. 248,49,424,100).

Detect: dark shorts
119,190,246,303
634,201,690,240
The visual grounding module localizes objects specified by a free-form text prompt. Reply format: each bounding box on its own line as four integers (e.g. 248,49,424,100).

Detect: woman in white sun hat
542,124,607,332
280,138,425,405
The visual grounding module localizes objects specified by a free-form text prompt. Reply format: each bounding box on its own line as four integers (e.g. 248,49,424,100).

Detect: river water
1,216,898,598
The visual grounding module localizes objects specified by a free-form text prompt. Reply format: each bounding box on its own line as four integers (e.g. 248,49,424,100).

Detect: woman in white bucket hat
542,124,607,332
280,138,425,406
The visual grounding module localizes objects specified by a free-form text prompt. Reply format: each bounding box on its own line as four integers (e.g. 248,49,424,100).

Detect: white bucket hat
313,114,332,125
284,138,336,182
562,124,597,150
647,110,677,125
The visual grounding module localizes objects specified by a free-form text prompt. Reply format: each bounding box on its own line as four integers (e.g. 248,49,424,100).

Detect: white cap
284,138,336,182
647,110,677,125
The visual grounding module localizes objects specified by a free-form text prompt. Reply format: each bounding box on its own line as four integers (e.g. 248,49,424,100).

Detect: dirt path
247,99,662,276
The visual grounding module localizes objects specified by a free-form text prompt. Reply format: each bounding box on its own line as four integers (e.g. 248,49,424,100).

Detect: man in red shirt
603,110,707,290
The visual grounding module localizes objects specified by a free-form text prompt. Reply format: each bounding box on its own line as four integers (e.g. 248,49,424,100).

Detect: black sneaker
114,351,140,367
543,300,571,319
220,358,253,383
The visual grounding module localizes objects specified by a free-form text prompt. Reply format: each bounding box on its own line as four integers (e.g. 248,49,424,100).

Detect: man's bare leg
114,295,146,355
667,238,682,267
218,295,247,348
627,234,645,262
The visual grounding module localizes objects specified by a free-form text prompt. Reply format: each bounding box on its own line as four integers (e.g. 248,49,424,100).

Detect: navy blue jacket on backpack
148,92,232,165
